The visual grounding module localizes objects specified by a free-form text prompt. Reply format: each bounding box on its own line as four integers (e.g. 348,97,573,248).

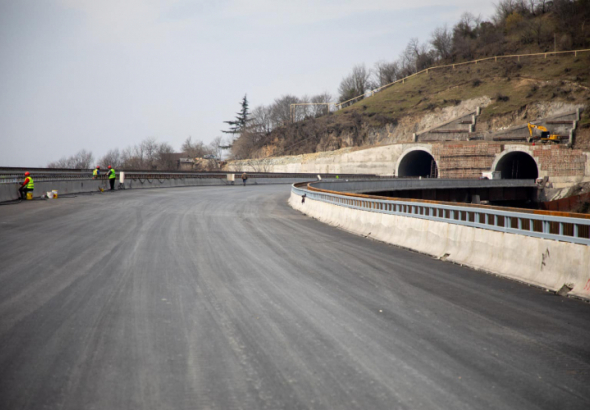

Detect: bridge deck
0,185,588,410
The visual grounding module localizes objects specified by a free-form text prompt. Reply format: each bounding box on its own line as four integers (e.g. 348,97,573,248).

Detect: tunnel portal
398,150,438,178
494,151,538,179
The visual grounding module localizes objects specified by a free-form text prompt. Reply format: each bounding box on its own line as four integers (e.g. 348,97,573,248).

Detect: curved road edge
288,189,590,301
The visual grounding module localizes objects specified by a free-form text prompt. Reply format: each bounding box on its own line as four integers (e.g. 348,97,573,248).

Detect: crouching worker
19,172,34,200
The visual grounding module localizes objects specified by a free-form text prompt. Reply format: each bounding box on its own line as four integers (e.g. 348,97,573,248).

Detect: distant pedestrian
19,172,34,199
107,165,116,190
241,172,248,186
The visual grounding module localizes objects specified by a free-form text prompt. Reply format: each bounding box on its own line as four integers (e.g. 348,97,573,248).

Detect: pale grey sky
0,0,495,167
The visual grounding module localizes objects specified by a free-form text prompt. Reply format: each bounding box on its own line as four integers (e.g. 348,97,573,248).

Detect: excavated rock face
477,101,585,133
313,97,494,147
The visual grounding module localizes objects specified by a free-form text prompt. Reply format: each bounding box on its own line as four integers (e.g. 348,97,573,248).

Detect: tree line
221,94,335,159
47,136,227,170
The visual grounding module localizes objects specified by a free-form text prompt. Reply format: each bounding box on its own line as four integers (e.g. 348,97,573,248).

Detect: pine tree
222,95,250,135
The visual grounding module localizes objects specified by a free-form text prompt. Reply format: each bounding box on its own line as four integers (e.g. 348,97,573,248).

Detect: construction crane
527,123,561,144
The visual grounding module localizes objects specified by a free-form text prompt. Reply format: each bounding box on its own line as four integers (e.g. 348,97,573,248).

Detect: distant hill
231,4,590,158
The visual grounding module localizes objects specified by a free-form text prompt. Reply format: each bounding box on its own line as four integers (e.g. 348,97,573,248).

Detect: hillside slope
244,53,590,158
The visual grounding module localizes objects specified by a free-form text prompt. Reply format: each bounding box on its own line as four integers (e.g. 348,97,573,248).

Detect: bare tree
140,137,159,168
47,149,94,169
99,148,121,168
155,142,175,170
250,105,273,134
338,64,372,103
182,136,211,158
299,95,313,119
454,12,481,39
115,138,180,170
520,16,552,44
209,136,224,159
73,150,94,169
494,0,518,22
374,61,399,87
230,129,261,160
310,92,333,117
399,38,434,75
399,38,420,75
120,146,133,169
430,25,453,60
271,95,300,126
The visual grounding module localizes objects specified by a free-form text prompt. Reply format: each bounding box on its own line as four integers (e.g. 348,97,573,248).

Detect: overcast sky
0,0,495,167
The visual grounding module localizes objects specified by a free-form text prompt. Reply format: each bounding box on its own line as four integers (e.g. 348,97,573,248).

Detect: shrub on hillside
495,93,510,102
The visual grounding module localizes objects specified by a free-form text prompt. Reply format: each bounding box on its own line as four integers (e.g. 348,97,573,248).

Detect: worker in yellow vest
107,165,116,190
19,172,34,199
92,165,101,179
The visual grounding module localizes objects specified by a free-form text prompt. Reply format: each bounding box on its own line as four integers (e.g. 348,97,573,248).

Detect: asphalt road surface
1,185,589,410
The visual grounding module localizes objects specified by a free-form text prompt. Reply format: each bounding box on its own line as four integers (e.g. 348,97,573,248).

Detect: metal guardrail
310,178,538,194
292,183,590,246
0,168,381,184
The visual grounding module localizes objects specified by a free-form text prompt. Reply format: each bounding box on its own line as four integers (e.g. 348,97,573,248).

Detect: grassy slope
336,53,590,127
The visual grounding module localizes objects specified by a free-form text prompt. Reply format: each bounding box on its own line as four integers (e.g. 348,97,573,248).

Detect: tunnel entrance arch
493,151,538,179
397,149,438,178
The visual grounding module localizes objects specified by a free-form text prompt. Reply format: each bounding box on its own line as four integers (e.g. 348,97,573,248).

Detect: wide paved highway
1,184,589,410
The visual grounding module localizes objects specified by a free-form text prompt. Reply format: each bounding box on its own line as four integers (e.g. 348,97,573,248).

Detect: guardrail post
559,223,564,236
574,224,579,238
518,218,522,230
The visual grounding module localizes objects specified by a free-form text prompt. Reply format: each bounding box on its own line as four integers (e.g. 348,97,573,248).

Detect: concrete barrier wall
0,177,315,203
289,190,590,301
0,180,105,203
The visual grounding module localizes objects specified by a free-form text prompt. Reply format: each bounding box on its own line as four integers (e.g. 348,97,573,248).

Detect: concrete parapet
289,190,590,301
0,176,314,203
0,179,104,203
